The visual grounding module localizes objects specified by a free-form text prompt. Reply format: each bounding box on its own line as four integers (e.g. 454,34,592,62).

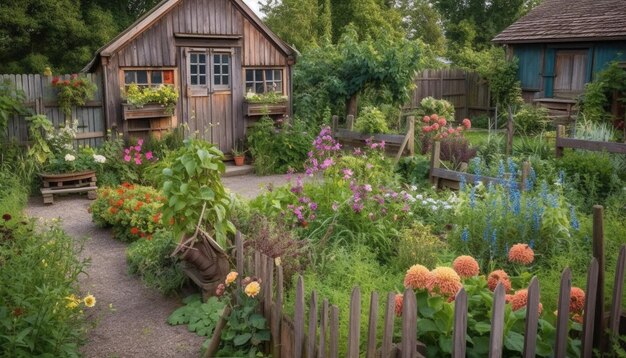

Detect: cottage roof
493,0,626,44
82,0,295,72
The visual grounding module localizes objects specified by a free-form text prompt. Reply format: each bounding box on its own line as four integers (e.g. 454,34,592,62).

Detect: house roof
493,0,626,44
82,0,295,72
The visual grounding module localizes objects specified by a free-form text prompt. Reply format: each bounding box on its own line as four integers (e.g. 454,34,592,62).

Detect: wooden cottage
83,0,296,153
493,0,626,118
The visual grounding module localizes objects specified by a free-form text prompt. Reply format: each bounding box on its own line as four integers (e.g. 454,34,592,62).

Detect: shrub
167,294,225,349
0,81,28,136
354,106,390,134
90,183,165,242
575,117,615,142
395,222,447,270
124,83,179,114
416,97,454,120
514,104,549,135
126,230,187,295
247,117,313,175
439,136,478,169
395,155,431,185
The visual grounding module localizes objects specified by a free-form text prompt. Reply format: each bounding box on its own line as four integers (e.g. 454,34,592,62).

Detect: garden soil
24,173,296,357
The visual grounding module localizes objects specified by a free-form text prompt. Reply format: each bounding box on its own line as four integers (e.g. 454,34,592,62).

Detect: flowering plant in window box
123,83,179,115
243,90,288,104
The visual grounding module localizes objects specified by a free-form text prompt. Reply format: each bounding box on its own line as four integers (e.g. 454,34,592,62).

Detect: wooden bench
40,171,98,204
41,186,98,204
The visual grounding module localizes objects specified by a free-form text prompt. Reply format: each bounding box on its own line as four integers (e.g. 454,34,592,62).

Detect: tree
261,0,321,51
394,0,446,53
293,26,422,121
330,0,403,43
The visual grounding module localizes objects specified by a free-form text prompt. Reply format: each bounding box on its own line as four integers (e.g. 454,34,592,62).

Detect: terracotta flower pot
233,155,245,166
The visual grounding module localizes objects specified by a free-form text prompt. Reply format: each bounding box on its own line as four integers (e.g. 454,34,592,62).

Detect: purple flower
353,148,363,156
363,184,372,192
352,202,363,213
366,163,373,170
123,155,131,162
309,202,318,211
342,168,353,180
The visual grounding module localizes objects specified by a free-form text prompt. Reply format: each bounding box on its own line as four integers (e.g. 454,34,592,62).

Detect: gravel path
24,173,302,357
27,196,204,358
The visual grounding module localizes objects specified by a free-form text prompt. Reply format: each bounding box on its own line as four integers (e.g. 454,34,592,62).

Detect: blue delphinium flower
529,239,535,249
511,188,521,215
547,193,558,208
508,158,517,180
570,206,580,230
540,181,549,200
472,157,482,184
497,160,505,180
460,174,467,192
470,186,476,208
461,227,469,243
558,170,566,185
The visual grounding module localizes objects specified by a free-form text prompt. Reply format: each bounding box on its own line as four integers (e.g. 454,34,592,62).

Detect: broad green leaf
233,333,252,346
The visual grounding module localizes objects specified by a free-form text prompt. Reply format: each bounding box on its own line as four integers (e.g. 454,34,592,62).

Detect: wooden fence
206,206,624,357
2,73,105,147
407,69,493,122
331,115,415,161
429,141,531,190
556,125,626,158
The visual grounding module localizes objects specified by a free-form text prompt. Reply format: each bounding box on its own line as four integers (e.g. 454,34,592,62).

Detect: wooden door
181,47,235,153
554,50,588,98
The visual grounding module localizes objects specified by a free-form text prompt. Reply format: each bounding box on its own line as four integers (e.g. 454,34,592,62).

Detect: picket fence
1,73,105,147
206,206,624,357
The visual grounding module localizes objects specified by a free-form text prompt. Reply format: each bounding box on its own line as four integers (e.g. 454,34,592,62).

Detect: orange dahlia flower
452,255,480,278
403,264,431,290
508,243,534,265
570,287,585,313
394,294,403,317
427,267,462,298
510,289,543,315
487,270,512,292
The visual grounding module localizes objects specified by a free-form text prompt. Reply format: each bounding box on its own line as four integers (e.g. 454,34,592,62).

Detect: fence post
347,287,361,358
582,258,600,357
489,283,506,358
523,277,539,357
407,116,415,156
556,125,565,158
295,276,305,358
366,292,379,358
592,205,606,352
609,246,626,336
272,265,284,358
329,306,339,358
452,288,467,358
318,299,329,358
554,268,572,357
381,293,396,358
346,115,354,131
307,291,318,358
331,115,338,133
429,140,441,187
401,289,417,358
520,161,530,191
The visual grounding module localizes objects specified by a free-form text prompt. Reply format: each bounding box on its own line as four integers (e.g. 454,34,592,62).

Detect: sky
243,0,263,17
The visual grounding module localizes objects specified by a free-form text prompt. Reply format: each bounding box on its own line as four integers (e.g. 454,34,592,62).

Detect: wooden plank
554,268,572,357
609,246,626,335
366,291,378,358
452,288,467,358
523,277,540,358
329,305,339,358
307,291,318,358
295,276,305,358
334,129,407,144
236,232,243,289
429,141,441,186
430,168,510,187
347,287,361,358
381,292,396,358
489,283,506,358
401,289,417,358
556,137,626,154
592,205,605,352
582,258,599,357
318,299,329,358
273,264,284,358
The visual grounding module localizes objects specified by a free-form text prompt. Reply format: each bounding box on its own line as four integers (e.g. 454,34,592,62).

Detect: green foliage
395,222,447,270
293,27,422,122
396,155,431,185
167,294,225,338
52,75,97,116
416,97,455,120
90,184,164,242
354,106,390,134
124,84,179,115
575,116,616,142
0,81,28,136
514,104,549,136
126,230,186,295
243,91,288,104
160,139,234,245
395,0,446,53
94,134,140,186
246,117,313,175
0,178,88,357
579,61,626,123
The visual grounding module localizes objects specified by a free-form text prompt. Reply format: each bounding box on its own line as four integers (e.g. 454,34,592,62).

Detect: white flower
431,205,438,211
421,200,428,205
93,154,106,163
410,185,418,192
444,205,452,210
64,154,76,162
416,194,423,200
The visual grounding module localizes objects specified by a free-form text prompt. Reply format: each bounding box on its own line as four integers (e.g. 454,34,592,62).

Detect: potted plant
123,83,179,115
231,140,247,166
51,74,97,117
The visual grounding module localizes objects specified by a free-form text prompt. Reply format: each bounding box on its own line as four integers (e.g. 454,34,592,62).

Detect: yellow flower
65,294,80,309
244,282,261,298
83,294,96,308
225,271,238,286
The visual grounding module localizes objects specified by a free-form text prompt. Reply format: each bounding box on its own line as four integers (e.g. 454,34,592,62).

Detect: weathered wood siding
101,0,290,150
2,73,105,148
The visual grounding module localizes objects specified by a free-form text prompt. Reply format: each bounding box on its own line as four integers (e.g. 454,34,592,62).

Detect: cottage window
245,69,283,94
124,69,174,89
554,50,588,95
213,53,231,90
189,53,208,86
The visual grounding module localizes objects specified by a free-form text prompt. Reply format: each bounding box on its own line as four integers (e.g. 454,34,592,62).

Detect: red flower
570,287,585,313
422,115,431,123
130,227,140,235
300,220,308,228
51,77,60,85
108,207,118,214
63,80,70,86
152,213,161,223
438,118,447,127
12,307,24,317
2,213,11,221
115,199,124,207
394,294,403,317
462,118,471,129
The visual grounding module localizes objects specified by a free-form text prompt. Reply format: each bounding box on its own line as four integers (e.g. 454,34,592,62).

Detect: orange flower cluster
510,289,543,315
394,294,404,317
508,243,534,265
452,255,480,278
487,270,512,292
403,264,431,290
427,267,462,298
570,287,585,313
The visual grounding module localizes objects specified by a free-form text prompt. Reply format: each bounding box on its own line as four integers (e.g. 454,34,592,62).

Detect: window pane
124,71,136,84
255,70,263,81
214,75,221,85
275,81,282,93
213,54,221,64
163,70,174,84
246,83,254,92
136,70,148,84
246,70,253,82
190,53,197,63
274,70,282,80
191,76,198,85
199,65,206,75
199,76,206,85
190,64,197,75
222,65,228,74
256,83,264,93
265,70,273,81
198,54,206,64
151,71,163,84
222,75,229,85
214,65,221,75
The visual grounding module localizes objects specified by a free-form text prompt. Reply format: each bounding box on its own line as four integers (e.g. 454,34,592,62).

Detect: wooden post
346,115,354,131
489,283,506,358
556,125,565,158
307,291,318,358
506,105,514,156
429,140,441,187
318,299,329,358
609,246,626,336
523,277,539,358
592,205,606,352
329,306,339,358
401,289,417,358
381,292,396,358
272,265,284,358
554,268,571,357
204,305,232,358
347,287,361,358
295,276,305,358
407,116,415,156
452,289,467,358
366,292,378,358
331,115,338,133
582,258,600,357
520,161,530,191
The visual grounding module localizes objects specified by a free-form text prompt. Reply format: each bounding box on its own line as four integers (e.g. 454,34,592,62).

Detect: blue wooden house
493,0,626,117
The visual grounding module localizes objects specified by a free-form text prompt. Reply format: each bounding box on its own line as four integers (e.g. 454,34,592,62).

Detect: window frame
120,68,177,91
244,68,285,95
186,48,232,97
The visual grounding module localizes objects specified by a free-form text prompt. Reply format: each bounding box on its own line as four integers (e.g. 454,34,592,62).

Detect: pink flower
145,151,153,160
448,128,455,134
342,168,353,180
134,158,142,165
423,126,431,133
124,148,130,155
137,139,144,146
432,123,440,131
134,145,141,152
462,118,471,129
423,116,431,123
123,155,131,162
438,118,447,127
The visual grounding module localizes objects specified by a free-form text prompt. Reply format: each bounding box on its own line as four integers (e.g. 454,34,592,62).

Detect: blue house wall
512,41,626,100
